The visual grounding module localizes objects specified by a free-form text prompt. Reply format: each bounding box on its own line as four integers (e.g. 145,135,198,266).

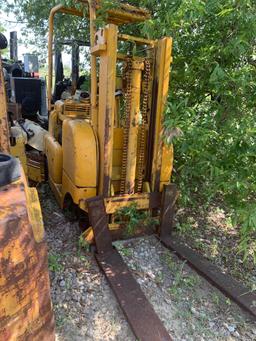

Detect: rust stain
0,117,10,153
103,108,112,197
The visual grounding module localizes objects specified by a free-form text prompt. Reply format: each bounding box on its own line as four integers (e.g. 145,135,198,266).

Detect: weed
225,216,233,229
78,234,90,253
211,293,220,306
77,235,91,268
155,271,164,285
167,260,200,299
174,308,193,321
225,298,231,306
64,278,72,290
115,202,154,237
78,254,90,267
163,252,181,273
194,239,206,251
183,274,200,288
55,315,67,328
168,285,181,297
176,221,191,234
48,252,64,273
209,238,219,257
120,247,132,257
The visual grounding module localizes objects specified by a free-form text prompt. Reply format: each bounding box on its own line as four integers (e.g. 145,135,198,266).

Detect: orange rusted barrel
0,154,55,341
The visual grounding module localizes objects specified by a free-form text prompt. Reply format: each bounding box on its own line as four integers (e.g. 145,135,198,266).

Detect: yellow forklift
1,3,255,341
45,1,174,240
45,4,176,339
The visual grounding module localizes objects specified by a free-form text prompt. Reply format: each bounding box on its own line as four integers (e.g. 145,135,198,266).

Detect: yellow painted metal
27,158,45,183
48,174,62,206
62,119,97,188
97,24,118,196
124,61,144,194
88,0,98,130
117,53,148,62
46,91,97,208
63,99,91,119
106,3,150,25
105,193,153,214
113,128,123,150
77,0,151,25
151,37,173,192
79,192,155,215
10,137,28,175
55,100,65,113
91,43,107,56
48,102,64,144
118,33,155,46
49,109,58,138
62,170,96,206
0,169,55,340
112,127,123,187
26,187,45,243
0,56,10,153
45,133,63,184
143,181,151,193
160,144,174,191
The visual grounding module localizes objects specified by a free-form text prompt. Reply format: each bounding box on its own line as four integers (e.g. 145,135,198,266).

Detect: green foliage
4,0,89,61
78,234,90,253
134,0,256,262
166,258,200,298
116,202,156,236
236,205,256,263
79,72,91,92
116,202,144,236
95,0,120,28
48,252,64,273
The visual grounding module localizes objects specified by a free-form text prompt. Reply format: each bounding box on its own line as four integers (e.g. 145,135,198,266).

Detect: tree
135,0,256,260
3,0,89,61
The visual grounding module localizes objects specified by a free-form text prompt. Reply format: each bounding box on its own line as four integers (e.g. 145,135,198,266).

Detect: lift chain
136,59,151,193
120,58,133,194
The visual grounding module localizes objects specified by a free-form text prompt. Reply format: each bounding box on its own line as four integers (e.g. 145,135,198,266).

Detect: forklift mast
46,1,173,220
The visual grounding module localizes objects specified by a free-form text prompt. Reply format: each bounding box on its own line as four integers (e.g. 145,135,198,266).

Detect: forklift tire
62,193,77,222
0,154,20,187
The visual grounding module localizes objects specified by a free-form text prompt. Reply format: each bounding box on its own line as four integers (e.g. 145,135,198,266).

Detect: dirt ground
175,206,256,291
38,183,256,341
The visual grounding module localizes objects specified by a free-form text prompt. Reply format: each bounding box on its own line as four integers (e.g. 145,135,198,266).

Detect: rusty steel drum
0,154,55,341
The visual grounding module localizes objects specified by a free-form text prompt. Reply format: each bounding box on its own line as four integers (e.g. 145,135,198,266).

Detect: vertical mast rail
147,38,173,191
96,24,118,197
0,53,10,153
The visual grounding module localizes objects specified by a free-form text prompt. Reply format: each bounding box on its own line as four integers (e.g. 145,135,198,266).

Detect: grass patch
48,252,64,273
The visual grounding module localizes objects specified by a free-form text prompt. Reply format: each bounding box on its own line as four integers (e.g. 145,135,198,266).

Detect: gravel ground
38,183,256,341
